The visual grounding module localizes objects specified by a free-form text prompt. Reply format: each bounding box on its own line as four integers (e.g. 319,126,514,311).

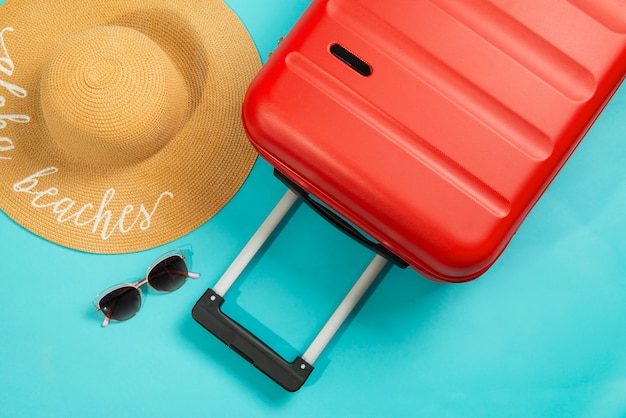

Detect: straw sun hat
0,0,261,253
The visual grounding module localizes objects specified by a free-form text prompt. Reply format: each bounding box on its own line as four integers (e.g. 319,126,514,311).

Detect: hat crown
40,26,188,166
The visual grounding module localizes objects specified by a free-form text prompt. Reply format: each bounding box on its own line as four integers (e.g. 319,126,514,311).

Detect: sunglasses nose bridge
135,277,149,288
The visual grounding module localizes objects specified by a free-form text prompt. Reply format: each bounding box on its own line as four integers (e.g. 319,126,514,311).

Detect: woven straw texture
0,0,261,253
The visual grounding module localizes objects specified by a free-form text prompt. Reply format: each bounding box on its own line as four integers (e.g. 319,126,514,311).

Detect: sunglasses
92,249,200,327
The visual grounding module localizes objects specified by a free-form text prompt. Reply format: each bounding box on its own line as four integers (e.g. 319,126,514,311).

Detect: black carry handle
192,288,313,392
274,169,408,269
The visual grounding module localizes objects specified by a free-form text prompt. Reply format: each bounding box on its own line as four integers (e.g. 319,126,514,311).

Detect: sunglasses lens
148,255,188,292
99,286,141,321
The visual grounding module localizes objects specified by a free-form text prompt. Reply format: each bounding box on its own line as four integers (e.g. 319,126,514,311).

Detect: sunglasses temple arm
212,190,298,297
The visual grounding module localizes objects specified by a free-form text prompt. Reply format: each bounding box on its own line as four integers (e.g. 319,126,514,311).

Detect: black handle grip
192,288,313,392
274,169,408,268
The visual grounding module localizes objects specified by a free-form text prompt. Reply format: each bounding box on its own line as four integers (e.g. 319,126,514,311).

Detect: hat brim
0,0,261,253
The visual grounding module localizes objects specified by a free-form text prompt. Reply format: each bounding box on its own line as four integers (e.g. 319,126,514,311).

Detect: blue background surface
1,1,625,416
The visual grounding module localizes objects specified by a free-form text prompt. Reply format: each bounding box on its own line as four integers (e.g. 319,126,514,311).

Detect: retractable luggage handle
192,190,392,391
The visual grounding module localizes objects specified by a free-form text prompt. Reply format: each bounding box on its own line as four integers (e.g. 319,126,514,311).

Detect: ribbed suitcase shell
243,0,626,282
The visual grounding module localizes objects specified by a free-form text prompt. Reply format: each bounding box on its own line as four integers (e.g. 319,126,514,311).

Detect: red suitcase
194,0,626,390
243,0,626,282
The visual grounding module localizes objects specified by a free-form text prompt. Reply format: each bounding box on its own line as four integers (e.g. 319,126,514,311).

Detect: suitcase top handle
274,169,408,269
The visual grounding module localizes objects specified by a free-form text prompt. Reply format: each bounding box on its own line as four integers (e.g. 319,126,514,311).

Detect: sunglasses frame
92,248,200,327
